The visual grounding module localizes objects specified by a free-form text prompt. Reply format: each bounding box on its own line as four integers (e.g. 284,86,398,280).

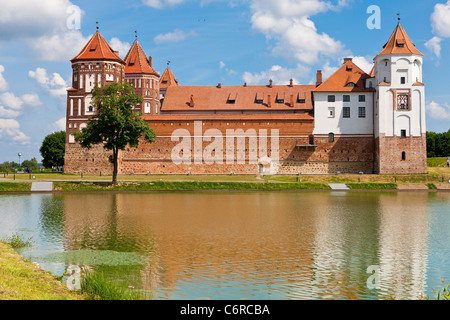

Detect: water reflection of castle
59,192,431,299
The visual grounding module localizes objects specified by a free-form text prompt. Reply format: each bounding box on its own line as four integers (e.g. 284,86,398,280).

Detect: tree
21,158,39,172
40,131,66,168
427,130,450,158
74,82,156,183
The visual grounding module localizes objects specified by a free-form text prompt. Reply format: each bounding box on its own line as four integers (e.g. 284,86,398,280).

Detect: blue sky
0,0,449,163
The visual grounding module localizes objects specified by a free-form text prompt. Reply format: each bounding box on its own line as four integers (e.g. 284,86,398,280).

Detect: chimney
316,70,322,87
217,83,221,88
290,94,295,107
343,58,353,63
189,95,194,107
267,94,272,107
269,79,273,88
148,56,152,67
244,82,247,87
289,79,293,87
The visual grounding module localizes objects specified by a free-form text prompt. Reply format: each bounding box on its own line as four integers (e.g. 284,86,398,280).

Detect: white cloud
49,117,66,132
426,101,450,120
0,107,21,118
219,61,237,76
142,0,187,8
154,29,197,44
0,92,42,119
351,56,373,74
243,64,311,85
0,65,8,92
321,61,339,79
0,67,42,121
426,1,450,59
0,92,24,110
28,68,68,97
0,119,30,144
0,0,89,61
20,93,42,107
249,0,346,65
28,30,90,62
110,38,131,58
425,36,442,59
431,1,450,38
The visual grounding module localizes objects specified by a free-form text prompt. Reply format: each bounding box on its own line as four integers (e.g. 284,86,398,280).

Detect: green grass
346,183,397,190
0,182,31,192
2,233,34,249
430,281,450,300
427,183,438,190
53,180,331,191
80,269,146,300
427,157,448,167
0,242,85,300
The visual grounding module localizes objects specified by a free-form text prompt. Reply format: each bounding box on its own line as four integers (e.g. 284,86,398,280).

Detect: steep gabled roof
124,40,159,76
71,31,124,63
160,68,179,89
314,59,374,92
376,23,423,57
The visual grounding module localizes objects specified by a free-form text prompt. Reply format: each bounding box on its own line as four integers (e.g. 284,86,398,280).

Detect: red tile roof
71,31,124,63
376,23,423,57
124,40,159,76
160,68,179,89
314,59,374,92
144,113,314,121
161,84,315,112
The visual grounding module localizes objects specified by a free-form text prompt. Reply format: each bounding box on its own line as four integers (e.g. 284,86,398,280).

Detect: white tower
373,22,427,174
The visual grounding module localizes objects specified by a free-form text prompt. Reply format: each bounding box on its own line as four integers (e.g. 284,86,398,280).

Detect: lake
0,191,449,300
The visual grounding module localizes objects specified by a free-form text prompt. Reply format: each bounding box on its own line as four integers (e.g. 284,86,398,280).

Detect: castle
64,22,427,175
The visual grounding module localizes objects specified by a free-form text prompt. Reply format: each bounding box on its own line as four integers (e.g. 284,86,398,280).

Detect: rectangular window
401,77,406,84
298,99,306,103
343,95,350,102
359,95,366,102
328,95,335,102
401,129,407,138
343,107,351,118
328,107,335,118
358,107,366,118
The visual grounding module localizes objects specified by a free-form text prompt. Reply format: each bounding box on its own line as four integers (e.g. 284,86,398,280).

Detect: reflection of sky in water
0,191,448,300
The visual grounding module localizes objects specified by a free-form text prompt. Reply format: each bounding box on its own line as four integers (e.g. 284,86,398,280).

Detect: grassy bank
0,182,31,192
0,241,84,300
53,180,332,191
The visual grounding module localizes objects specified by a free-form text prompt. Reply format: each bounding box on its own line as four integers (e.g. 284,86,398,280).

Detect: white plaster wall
313,92,374,135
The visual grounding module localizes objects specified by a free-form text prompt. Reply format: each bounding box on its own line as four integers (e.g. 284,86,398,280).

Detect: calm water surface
0,191,449,300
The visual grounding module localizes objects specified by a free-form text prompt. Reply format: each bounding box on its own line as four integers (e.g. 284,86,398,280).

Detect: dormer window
345,82,356,87
396,39,405,48
276,93,285,104
227,93,237,104
255,92,264,104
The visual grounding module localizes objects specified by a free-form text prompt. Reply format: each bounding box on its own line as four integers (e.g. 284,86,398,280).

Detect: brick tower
65,29,126,174
373,22,427,174
123,36,160,115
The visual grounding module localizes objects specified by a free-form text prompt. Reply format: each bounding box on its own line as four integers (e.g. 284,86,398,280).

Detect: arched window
328,133,335,143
